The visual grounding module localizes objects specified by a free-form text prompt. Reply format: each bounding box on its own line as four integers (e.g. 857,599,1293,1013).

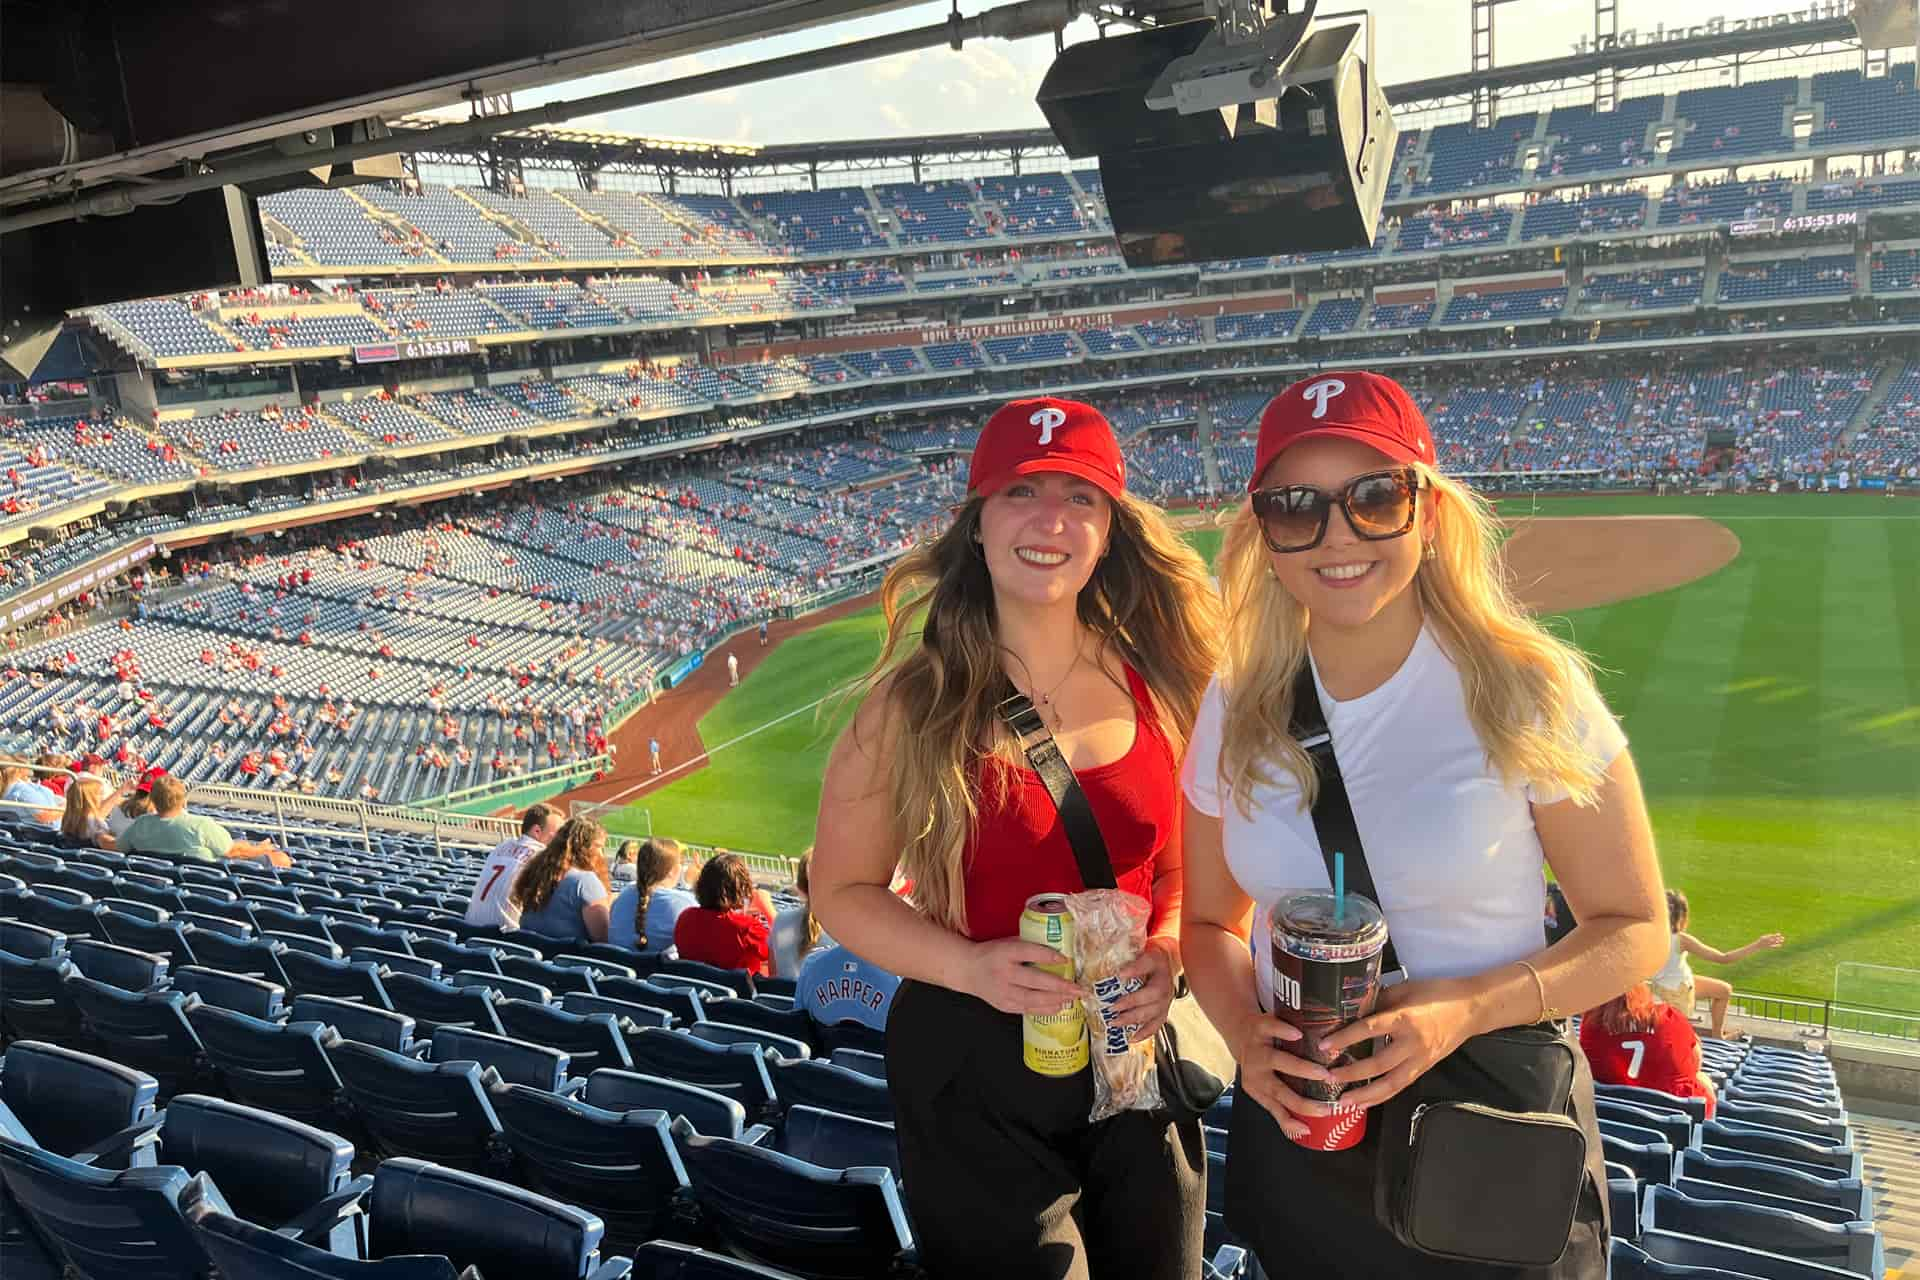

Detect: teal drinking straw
1334,852,1346,925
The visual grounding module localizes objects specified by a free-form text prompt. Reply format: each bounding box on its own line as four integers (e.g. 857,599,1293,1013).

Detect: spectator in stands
0,756,61,829
769,848,825,978
122,775,283,865
510,816,613,943
463,803,562,929
36,753,72,798
810,396,1221,1279
106,769,162,839
609,838,639,885
59,772,122,850
608,836,696,954
674,852,774,976
795,936,901,1036
1177,372,1666,1277
1650,888,1785,1040
1579,980,1717,1119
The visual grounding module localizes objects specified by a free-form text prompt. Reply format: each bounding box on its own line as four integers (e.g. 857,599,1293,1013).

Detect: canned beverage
1020,893,1088,1076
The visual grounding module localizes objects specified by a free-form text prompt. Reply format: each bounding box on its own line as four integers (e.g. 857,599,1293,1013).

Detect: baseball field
589,493,1920,1010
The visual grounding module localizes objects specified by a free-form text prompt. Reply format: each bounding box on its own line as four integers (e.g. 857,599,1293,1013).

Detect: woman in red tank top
812,397,1221,1280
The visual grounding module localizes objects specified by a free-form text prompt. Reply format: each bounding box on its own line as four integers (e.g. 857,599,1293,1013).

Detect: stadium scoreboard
352,338,477,364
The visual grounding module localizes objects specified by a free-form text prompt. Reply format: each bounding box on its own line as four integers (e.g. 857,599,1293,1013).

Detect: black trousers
886,979,1206,1280
1225,1041,1610,1278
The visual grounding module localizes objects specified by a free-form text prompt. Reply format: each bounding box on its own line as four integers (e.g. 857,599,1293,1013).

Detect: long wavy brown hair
1213,463,1608,815
844,487,1220,934
509,817,609,915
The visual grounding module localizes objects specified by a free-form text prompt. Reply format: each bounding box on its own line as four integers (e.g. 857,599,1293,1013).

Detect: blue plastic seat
631,1240,810,1279
0,1137,218,1280
67,937,170,991
702,997,814,1046
188,930,293,989
675,1119,916,1279
409,937,503,975
449,968,553,1004
97,910,200,972
1614,1234,1861,1279
1595,1082,1709,1125
1595,1098,1694,1150
581,1070,763,1143
0,953,85,1045
768,1057,892,1125
812,1020,886,1057
66,976,210,1098
499,954,599,995
20,892,103,940
560,992,674,1030
600,977,706,1024
186,1005,346,1128
181,912,259,939
325,921,414,956
488,1081,690,1254
781,1106,902,1185
691,1022,812,1061
1717,1099,1851,1142
383,971,505,1036
1603,1133,1677,1187
429,1025,571,1092
174,965,287,1020
1642,1185,1881,1276
625,1029,776,1120
350,948,443,980
268,933,347,960
497,998,633,1074
0,920,66,960
158,1095,366,1255
1698,1121,1862,1177
1608,1177,1641,1244
1676,1149,1872,1220
186,1155,632,1279
1671,1177,1858,1226
279,950,394,1008
657,958,755,997
324,1039,507,1173
0,1041,160,1166
290,994,419,1055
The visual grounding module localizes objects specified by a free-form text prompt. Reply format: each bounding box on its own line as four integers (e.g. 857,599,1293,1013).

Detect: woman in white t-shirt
1181,371,1669,1278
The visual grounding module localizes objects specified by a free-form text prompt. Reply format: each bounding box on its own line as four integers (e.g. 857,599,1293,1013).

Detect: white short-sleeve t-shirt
1181,626,1627,1011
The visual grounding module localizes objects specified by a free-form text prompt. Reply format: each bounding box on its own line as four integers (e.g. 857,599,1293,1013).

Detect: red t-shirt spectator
673,907,771,976
1579,996,1716,1118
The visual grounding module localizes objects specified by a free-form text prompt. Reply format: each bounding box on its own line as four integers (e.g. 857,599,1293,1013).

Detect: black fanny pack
1291,665,1592,1268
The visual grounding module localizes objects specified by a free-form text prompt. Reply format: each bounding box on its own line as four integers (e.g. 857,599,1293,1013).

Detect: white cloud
867,50,921,83
877,103,911,132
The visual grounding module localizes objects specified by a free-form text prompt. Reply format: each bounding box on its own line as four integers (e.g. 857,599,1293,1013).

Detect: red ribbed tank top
959,664,1176,941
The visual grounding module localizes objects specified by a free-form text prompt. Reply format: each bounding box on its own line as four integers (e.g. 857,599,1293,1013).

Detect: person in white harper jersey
1180,371,1671,1278
463,803,562,928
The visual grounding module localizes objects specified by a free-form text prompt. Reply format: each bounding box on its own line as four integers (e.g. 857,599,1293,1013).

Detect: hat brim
1247,426,1425,492
971,457,1126,501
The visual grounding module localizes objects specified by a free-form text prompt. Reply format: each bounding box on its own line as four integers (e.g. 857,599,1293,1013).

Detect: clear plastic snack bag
1066,888,1163,1122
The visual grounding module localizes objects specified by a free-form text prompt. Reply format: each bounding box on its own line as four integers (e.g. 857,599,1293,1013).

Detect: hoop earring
1423,540,1437,562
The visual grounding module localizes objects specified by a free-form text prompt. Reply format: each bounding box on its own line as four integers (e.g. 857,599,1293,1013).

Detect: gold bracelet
1516,959,1562,1023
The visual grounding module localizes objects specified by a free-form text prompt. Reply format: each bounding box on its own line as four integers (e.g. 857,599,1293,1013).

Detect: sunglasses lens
1257,489,1328,550
1348,474,1416,537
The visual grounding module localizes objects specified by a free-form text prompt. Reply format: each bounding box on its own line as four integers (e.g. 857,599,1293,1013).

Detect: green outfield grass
616,494,1920,1008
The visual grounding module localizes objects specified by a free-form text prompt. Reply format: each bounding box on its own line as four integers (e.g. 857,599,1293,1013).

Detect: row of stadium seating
0,813,1887,1280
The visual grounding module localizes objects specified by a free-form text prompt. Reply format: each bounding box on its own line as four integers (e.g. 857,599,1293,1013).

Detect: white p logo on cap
1030,406,1067,445
1303,378,1347,419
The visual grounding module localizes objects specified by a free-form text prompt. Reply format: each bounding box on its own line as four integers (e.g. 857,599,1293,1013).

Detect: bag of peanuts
1066,889,1163,1122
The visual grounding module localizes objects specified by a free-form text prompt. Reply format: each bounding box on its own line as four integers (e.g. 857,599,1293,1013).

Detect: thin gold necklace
1011,642,1086,729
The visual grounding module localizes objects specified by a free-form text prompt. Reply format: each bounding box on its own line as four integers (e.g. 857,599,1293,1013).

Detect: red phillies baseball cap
1249,371,1437,492
967,397,1126,501
135,766,168,795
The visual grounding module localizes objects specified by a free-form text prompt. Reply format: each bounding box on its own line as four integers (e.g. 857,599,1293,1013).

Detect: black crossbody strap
999,692,1118,891
1289,663,1403,978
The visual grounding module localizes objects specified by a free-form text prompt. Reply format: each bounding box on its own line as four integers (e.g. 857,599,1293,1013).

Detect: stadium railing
1734,989,1920,1045
420,755,612,814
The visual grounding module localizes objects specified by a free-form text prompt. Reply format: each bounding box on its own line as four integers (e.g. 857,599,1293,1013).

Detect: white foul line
593,678,861,810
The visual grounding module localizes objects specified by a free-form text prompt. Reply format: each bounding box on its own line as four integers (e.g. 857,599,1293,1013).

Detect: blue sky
511,0,1857,147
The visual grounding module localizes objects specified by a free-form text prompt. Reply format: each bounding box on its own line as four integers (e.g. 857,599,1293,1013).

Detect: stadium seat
781,1105,902,1185
674,1118,916,1278
326,920,415,955
1641,1185,1881,1276
1676,1149,1872,1220
96,911,199,973
188,930,294,989
827,1049,886,1081
813,1020,886,1057
1596,1082,1710,1125
173,965,287,1020
351,947,444,981
157,1094,366,1255
1613,1234,1861,1280
488,1081,691,1254
66,936,169,991
326,1038,508,1172
1607,1177,1641,1243
1596,1099,1694,1150
1718,1099,1851,1141
1698,1121,1862,1177
0,920,66,960
650,974,739,1003
581,1070,767,1144
1671,1177,1859,1226
690,1022,812,1061
429,1025,572,1092
20,892,103,941
1603,1133,1677,1187
178,912,258,940
449,968,553,1005
186,1004,347,1128
496,998,634,1073
290,994,420,1055
65,978,211,1098
657,958,756,997
95,897,171,924
253,905,335,943
500,954,600,995
632,1239,819,1280
767,1057,893,1125
0,1137,218,1280
271,933,350,960
624,1029,777,1120
561,991,676,1030
601,977,708,1023
701,997,814,1046
0,1041,160,1166
280,950,394,1008
0,952,84,1045
185,1155,632,1279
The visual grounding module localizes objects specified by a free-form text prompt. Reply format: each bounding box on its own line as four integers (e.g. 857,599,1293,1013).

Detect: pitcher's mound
1502,516,1740,613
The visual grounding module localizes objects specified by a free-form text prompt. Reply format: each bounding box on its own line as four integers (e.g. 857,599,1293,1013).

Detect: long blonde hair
849,489,1220,934
60,776,109,842
1215,465,1606,814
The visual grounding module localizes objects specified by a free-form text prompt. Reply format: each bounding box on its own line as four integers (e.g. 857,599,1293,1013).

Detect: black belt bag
1290,666,1593,1268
